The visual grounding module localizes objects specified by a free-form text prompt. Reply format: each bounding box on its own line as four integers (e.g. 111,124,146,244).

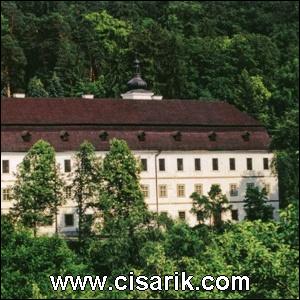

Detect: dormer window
60,131,69,141
242,131,250,141
208,131,217,141
171,131,181,141
21,130,31,142
137,131,146,141
99,131,108,141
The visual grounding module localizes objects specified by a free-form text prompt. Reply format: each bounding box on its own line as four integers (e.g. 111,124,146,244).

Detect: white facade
1,150,279,235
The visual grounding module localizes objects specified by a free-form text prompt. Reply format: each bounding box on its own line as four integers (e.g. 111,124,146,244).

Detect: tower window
229,158,236,171
212,158,219,171
177,158,183,171
247,158,253,170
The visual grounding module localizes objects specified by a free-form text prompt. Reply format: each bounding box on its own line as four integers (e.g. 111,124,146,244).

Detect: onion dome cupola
121,58,162,100
127,59,148,90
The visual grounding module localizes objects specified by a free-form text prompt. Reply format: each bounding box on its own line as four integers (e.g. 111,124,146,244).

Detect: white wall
1,150,279,233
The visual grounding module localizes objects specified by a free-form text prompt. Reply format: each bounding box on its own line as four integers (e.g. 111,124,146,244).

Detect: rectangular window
64,160,71,173
247,182,255,190
230,184,238,197
178,211,186,220
195,158,201,171
65,186,72,198
2,160,9,174
85,214,93,226
40,215,54,226
159,185,167,198
196,212,202,221
2,188,12,201
141,184,149,198
212,158,219,171
231,209,239,221
194,184,203,195
160,211,168,218
229,158,236,171
247,158,253,170
141,159,148,171
159,159,165,171
177,184,185,197
177,158,183,171
264,183,271,194
64,214,74,227
263,158,269,170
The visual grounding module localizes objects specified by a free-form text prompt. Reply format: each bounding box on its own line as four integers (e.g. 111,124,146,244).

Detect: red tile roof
2,98,261,126
1,98,271,152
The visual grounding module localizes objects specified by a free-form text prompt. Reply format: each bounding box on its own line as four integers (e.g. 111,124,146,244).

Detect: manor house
1,61,279,235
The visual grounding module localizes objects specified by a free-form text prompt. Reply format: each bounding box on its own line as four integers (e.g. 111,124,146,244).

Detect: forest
1,1,299,299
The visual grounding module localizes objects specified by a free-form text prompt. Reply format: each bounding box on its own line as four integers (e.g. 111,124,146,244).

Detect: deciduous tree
244,185,274,221
72,141,101,252
11,140,65,236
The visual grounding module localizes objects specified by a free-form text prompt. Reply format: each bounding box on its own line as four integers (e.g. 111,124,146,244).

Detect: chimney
82,94,94,99
13,93,26,98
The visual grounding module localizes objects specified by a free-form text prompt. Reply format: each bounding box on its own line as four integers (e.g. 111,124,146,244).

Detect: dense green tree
1,3,27,96
11,140,65,236
72,77,106,98
191,184,231,228
208,184,232,229
90,139,151,274
27,76,49,97
277,202,299,249
244,186,274,221
1,215,84,299
47,72,64,97
163,222,206,259
190,192,212,225
83,10,132,97
72,141,101,253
